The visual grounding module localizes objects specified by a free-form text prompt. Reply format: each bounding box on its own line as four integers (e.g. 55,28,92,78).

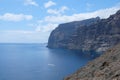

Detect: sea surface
0,43,98,80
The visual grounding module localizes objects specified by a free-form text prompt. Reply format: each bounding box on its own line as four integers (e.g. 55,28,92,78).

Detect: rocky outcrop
64,43,120,80
47,10,120,52
47,17,100,49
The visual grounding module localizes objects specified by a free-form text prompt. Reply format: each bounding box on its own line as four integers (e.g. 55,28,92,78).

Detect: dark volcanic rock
47,10,120,52
47,17,100,48
64,43,120,80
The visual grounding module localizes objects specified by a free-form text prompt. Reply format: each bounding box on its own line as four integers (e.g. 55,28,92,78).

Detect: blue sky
0,0,120,43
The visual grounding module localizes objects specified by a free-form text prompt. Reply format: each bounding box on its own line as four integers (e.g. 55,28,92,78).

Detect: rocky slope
64,43,120,80
47,10,120,52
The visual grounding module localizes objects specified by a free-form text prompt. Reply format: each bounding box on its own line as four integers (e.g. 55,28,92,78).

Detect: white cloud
36,23,58,32
24,0,39,6
44,1,56,8
45,6,120,23
47,6,69,15
60,6,69,12
47,9,59,15
34,5,120,33
0,13,33,22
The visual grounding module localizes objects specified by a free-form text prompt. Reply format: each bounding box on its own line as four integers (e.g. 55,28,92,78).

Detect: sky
0,0,120,43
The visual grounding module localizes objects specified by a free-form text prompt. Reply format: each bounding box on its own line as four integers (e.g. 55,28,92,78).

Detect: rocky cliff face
47,10,120,52
64,43,120,80
47,17,100,49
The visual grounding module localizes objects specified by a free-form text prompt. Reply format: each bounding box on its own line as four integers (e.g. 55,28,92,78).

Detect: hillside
64,43,120,80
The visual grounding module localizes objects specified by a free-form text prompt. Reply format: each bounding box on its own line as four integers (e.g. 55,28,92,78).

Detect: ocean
0,43,97,80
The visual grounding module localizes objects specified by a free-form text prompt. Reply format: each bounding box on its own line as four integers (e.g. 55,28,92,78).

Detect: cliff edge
47,10,120,52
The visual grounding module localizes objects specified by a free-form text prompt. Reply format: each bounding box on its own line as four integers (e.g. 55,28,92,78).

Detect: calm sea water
0,43,97,80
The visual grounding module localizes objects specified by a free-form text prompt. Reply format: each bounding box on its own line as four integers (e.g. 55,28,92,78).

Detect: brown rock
64,43,120,80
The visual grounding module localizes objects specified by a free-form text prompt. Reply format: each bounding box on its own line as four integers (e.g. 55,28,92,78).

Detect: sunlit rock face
47,10,120,52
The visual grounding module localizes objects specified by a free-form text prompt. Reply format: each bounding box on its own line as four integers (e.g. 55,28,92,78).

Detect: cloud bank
0,13,33,22
45,6,120,23
35,5,120,33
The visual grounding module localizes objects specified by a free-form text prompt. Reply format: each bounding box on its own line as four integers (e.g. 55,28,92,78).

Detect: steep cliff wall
64,43,120,80
47,10,120,52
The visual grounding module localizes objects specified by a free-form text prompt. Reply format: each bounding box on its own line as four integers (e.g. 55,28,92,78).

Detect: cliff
47,10,120,52
64,43,120,80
